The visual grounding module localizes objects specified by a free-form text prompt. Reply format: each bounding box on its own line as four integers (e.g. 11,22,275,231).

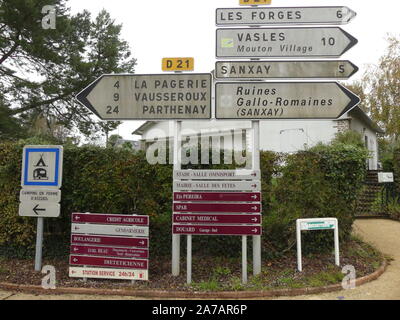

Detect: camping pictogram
33,154,48,181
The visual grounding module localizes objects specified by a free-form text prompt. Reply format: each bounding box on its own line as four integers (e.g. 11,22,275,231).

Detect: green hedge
0,138,368,259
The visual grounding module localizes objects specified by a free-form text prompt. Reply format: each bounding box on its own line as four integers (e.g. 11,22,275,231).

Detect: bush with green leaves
0,138,368,259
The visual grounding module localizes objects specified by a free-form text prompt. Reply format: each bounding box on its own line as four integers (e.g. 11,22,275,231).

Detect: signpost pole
252,120,261,276
187,233,192,284
242,235,247,284
172,120,182,277
34,217,44,271
296,220,302,272
334,222,340,267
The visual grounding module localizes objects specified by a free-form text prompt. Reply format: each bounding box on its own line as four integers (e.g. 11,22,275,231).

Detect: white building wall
350,118,379,170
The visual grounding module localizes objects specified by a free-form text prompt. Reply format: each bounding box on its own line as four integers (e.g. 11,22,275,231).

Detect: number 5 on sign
240,0,271,5
162,58,194,72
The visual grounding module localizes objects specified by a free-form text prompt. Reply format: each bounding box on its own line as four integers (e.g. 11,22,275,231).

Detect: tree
0,0,136,139
362,35,400,140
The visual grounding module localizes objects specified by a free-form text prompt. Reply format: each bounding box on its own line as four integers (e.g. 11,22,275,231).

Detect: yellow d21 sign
239,0,271,5
162,58,194,72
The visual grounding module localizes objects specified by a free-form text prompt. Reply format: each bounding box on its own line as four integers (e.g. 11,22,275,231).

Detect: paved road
0,219,399,300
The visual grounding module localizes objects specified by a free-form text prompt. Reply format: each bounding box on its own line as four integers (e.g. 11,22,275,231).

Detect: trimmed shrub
0,139,368,259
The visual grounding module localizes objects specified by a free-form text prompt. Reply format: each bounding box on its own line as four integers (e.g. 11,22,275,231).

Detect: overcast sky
68,0,400,141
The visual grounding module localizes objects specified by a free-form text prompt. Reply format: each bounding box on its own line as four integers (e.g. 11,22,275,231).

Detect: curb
0,259,387,299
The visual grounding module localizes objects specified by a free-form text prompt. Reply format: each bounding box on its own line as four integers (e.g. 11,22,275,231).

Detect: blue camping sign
21,145,63,188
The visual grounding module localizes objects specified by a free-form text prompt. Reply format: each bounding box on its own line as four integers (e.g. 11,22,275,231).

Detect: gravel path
274,219,400,300
0,218,398,300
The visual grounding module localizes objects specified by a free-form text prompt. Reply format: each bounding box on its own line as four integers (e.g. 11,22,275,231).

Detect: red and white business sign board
69,213,149,281
172,170,262,237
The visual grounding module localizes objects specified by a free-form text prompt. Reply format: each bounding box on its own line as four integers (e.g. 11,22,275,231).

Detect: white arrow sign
18,202,60,218
216,6,357,26
76,74,212,120
69,267,148,281
173,180,261,191
71,223,149,237
216,27,357,58
215,82,360,120
174,169,260,180
215,60,359,80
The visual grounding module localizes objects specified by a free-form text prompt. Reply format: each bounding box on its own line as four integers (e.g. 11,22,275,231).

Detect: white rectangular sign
215,60,358,80
216,7,356,26
296,218,339,272
19,189,61,203
71,223,149,237
18,202,60,217
173,180,261,191
378,172,394,183
174,169,260,180
69,267,148,281
300,219,337,231
216,27,357,58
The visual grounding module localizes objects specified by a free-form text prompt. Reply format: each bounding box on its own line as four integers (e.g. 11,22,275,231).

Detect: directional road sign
174,169,260,180
18,202,60,217
215,60,358,80
72,213,149,226
174,192,261,202
70,245,148,259
76,73,212,120
69,267,148,281
71,223,149,237
173,180,261,191
69,255,148,270
216,7,356,26
173,225,262,236
173,202,261,213
215,81,360,120
21,145,63,188
71,234,148,248
216,27,357,58
173,213,262,225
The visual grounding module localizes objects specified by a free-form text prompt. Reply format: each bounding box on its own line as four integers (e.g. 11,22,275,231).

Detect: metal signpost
69,213,150,281
296,218,339,272
76,73,212,120
215,1,358,281
173,169,262,284
72,1,360,287
19,145,63,271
